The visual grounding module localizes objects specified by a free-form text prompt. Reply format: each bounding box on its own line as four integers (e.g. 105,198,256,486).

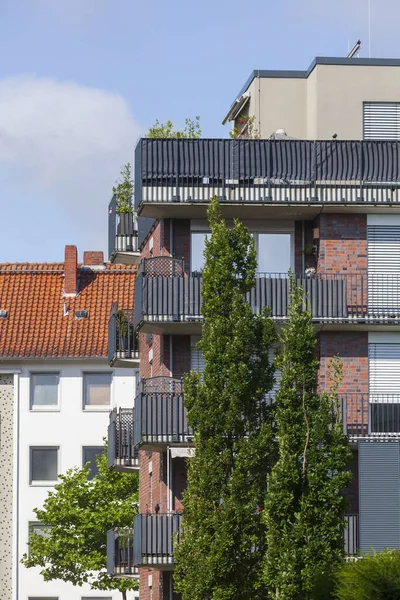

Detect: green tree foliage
113,163,133,214
335,550,400,600
22,445,138,599
147,116,201,138
174,197,276,600
262,279,352,599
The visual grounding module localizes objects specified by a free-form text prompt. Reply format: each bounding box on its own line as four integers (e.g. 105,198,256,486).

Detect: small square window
82,446,103,480
83,373,111,409
31,373,59,409
28,522,52,557
30,447,58,484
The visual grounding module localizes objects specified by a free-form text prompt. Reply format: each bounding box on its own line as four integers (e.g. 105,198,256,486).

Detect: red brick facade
316,214,367,273
135,214,370,599
319,331,368,394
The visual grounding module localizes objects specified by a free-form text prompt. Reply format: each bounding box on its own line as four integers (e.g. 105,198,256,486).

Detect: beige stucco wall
0,374,14,600
240,63,400,140
312,64,400,139
250,77,307,139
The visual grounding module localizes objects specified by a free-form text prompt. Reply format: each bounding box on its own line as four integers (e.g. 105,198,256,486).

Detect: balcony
108,408,139,472
108,195,140,264
127,512,356,570
107,527,139,578
344,514,358,557
341,394,400,439
135,139,400,227
134,259,400,333
132,513,182,569
134,377,192,451
108,304,140,367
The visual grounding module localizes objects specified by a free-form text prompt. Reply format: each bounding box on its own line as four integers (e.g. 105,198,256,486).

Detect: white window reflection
256,234,292,274
191,233,207,273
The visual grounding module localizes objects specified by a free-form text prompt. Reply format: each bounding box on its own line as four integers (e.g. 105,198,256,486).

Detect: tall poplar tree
262,280,352,599
174,197,276,600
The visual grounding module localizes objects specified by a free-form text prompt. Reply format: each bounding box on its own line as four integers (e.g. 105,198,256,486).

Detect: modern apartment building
107,56,400,600
222,56,400,140
0,244,139,600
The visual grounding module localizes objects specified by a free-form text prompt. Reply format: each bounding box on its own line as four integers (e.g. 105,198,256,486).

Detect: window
30,373,59,409
191,232,207,272
191,231,292,275
255,233,292,274
83,373,111,409
30,447,58,484
28,598,58,600
28,522,52,557
363,102,400,140
83,446,103,480
81,597,112,600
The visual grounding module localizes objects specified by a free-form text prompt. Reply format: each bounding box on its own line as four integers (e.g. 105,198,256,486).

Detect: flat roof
223,56,400,124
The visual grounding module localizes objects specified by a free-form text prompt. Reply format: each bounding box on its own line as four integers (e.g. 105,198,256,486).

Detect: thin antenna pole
368,0,371,57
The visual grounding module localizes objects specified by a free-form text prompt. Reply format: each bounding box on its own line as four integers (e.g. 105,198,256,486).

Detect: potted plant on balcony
304,243,317,273
116,309,133,355
113,163,135,238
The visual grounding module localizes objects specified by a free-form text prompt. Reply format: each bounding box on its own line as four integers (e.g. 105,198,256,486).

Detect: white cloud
0,75,139,253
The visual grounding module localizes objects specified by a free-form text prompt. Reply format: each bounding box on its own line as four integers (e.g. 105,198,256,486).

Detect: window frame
82,446,104,480
29,446,59,486
253,232,294,275
82,372,112,411
28,521,52,557
29,372,60,411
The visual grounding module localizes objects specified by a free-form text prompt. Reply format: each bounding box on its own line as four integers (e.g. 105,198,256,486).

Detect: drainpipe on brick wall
167,447,171,512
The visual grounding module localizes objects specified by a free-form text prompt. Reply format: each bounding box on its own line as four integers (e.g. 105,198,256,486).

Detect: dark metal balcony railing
108,304,139,364
134,265,400,328
108,195,138,259
108,408,139,471
135,139,400,210
344,514,359,556
107,527,139,577
127,513,356,569
134,377,192,447
133,513,182,567
340,394,400,437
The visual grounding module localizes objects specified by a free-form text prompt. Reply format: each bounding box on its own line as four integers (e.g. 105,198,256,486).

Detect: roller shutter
190,346,205,374
364,102,400,140
369,343,400,432
367,225,400,315
359,441,400,552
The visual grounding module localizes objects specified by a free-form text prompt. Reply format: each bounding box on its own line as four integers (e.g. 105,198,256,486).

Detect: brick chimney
83,251,104,266
64,245,78,296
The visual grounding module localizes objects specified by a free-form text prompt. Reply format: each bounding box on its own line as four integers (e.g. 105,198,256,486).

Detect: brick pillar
64,245,77,296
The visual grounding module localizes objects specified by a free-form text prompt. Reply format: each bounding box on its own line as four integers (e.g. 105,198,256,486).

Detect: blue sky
1,0,399,262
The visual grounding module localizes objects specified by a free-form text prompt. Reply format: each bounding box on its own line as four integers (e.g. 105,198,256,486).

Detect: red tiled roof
0,262,136,359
